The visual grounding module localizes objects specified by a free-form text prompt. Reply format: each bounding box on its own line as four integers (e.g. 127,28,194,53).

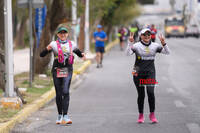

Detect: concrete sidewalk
14,48,30,75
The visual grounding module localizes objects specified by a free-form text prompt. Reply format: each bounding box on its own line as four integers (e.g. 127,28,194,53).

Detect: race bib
56,68,68,78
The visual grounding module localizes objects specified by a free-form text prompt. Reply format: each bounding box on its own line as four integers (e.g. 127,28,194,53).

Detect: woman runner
126,28,170,123
40,26,86,124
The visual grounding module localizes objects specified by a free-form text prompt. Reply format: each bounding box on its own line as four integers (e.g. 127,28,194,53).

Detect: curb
0,39,119,133
74,60,92,75
105,39,119,52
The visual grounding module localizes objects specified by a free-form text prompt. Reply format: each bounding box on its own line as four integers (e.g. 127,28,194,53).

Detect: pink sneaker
149,112,158,123
137,113,144,123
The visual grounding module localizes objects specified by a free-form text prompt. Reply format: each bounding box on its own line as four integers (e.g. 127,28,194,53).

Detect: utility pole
4,0,14,97
0,0,22,109
72,0,77,45
169,0,176,14
84,0,90,53
29,0,33,87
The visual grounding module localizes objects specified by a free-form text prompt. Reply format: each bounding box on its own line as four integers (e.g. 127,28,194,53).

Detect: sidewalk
14,48,30,75
0,39,119,133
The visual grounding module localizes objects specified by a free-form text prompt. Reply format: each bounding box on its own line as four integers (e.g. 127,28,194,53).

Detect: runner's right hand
47,45,52,51
129,32,134,42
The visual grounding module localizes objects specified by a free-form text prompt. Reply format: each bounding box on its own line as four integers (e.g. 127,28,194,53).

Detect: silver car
185,24,200,38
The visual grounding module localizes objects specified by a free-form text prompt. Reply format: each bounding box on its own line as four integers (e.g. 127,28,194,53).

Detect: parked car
185,24,200,38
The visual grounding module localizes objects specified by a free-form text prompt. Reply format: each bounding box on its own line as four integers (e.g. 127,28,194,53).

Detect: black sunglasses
58,31,68,34
142,32,151,36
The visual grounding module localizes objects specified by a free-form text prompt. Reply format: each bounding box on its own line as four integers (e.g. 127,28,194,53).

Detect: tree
91,0,140,37
12,0,29,48
101,0,139,26
78,0,85,51
34,0,68,74
137,0,154,5
0,0,5,91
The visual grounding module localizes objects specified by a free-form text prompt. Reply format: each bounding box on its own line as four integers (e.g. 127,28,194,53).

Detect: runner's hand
129,32,134,42
96,37,103,41
158,33,166,46
47,45,52,51
82,53,86,61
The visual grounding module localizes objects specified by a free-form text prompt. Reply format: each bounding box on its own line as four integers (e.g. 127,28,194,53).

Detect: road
11,37,200,133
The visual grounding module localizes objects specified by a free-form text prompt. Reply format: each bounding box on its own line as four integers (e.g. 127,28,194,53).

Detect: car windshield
165,19,184,26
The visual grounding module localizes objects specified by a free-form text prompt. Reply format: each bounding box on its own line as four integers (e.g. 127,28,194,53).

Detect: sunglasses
59,31,68,34
142,33,151,36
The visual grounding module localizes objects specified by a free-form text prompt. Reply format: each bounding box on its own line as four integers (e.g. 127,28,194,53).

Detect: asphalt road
11,37,200,133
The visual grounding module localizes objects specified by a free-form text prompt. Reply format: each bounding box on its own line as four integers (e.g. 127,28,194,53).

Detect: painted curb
74,60,91,75
105,39,119,52
0,39,119,133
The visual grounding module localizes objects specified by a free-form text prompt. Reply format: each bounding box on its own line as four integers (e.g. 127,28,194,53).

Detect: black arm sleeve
40,48,51,57
156,47,163,53
73,48,83,57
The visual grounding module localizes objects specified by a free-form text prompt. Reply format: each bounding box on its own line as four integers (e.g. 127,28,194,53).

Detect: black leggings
133,72,156,113
52,70,73,115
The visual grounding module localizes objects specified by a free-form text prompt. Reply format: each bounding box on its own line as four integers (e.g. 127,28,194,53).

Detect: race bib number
56,68,68,78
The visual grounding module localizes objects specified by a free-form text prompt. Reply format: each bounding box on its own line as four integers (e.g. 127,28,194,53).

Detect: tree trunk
14,16,27,48
78,0,85,51
34,0,68,74
0,0,5,91
78,14,85,51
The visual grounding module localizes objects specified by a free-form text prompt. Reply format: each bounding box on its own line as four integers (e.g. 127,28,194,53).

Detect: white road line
174,100,186,108
166,88,175,93
186,123,200,133
197,59,200,62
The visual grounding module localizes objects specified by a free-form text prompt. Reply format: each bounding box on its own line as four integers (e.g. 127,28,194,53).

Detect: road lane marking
186,123,200,133
174,100,186,108
166,88,175,93
197,59,200,62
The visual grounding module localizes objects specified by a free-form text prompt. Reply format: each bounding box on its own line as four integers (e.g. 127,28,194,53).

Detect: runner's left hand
158,34,166,46
96,37,103,41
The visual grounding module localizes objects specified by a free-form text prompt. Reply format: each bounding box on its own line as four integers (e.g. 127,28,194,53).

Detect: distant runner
118,26,127,51
93,24,108,68
129,25,138,41
150,24,157,42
